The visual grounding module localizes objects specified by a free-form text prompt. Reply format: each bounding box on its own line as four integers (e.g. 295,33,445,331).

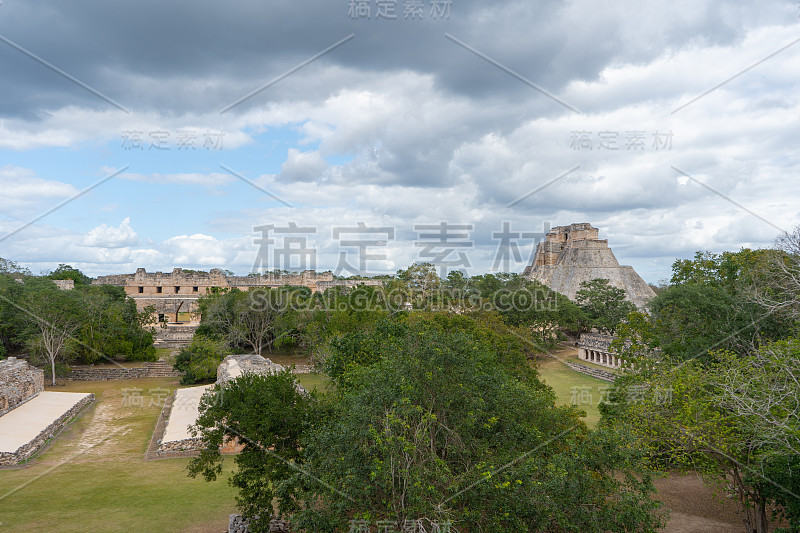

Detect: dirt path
655,474,742,532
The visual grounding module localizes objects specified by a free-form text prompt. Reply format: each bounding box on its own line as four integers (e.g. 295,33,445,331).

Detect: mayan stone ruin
93,268,381,323
216,353,285,386
0,357,44,417
0,357,94,465
523,223,656,309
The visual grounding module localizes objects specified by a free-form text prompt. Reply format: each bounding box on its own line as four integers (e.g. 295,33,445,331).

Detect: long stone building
93,268,381,323
577,333,621,369
523,223,655,309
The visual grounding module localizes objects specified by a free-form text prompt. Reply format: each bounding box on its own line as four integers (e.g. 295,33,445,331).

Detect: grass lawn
295,372,330,393
155,347,175,360
534,356,609,427
0,378,238,533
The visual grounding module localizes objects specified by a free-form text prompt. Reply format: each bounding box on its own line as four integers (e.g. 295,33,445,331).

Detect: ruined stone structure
227,514,290,533
577,333,621,369
152,324,199,349
0,393,94,465
216,353,285,385
0,357,94,465
523,223,656,309
93,268,381,323
0,357,44,417
52,279,74,290
156,354,307,455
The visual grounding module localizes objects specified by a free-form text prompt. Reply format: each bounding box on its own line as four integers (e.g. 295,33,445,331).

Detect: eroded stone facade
93,268,381,322
0,357,44,417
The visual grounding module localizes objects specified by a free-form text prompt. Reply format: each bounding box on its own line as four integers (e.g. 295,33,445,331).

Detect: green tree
190,322,665,532
200,288,300,355
623,249,794,363
173,335,231,384
188,370,316,531
602,342,800,533
393,263,441,309
24,278,83,385
575,278,636,334
0,258,31,278
0,273,29,356
70,285,156,363
48,264,91,285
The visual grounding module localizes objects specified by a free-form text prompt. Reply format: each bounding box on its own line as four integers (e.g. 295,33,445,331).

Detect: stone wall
0,393,94,465
217,354,308,396
68,361,182,381
0,357,45,417
563,361,617,382
157,437,203,453
227,514,289,533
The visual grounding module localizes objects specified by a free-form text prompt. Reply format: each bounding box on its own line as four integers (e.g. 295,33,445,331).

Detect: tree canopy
189,318,665,532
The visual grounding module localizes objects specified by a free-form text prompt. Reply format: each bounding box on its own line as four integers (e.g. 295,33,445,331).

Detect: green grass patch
0,377,238,532
0,459,237,532
535,356,609,427
295,372,330,393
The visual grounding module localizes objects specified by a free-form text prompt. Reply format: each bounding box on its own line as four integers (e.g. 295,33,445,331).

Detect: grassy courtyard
535,355,608,427
0,377,237,532
0,372,328,532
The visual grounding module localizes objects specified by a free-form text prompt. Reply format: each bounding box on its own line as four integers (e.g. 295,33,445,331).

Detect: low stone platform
0,391,94,465
158,385,214,452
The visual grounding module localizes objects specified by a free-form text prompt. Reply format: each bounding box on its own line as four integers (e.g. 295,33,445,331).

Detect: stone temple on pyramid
522,223,656,309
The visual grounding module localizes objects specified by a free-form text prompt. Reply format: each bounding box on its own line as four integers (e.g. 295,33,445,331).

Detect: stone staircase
69,360,182,380
145,360,183,377
153,324,198,349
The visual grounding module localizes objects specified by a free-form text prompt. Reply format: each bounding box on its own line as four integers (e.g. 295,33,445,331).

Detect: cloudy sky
1,0,799,283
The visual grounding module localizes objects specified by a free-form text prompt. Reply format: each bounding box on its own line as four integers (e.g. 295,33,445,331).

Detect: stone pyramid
522,223,655,309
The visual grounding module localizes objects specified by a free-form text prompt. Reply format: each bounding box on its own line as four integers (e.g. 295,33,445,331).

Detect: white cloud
81,217,139,248
279,149,328,182
162,233,243,266
0,165,78,217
